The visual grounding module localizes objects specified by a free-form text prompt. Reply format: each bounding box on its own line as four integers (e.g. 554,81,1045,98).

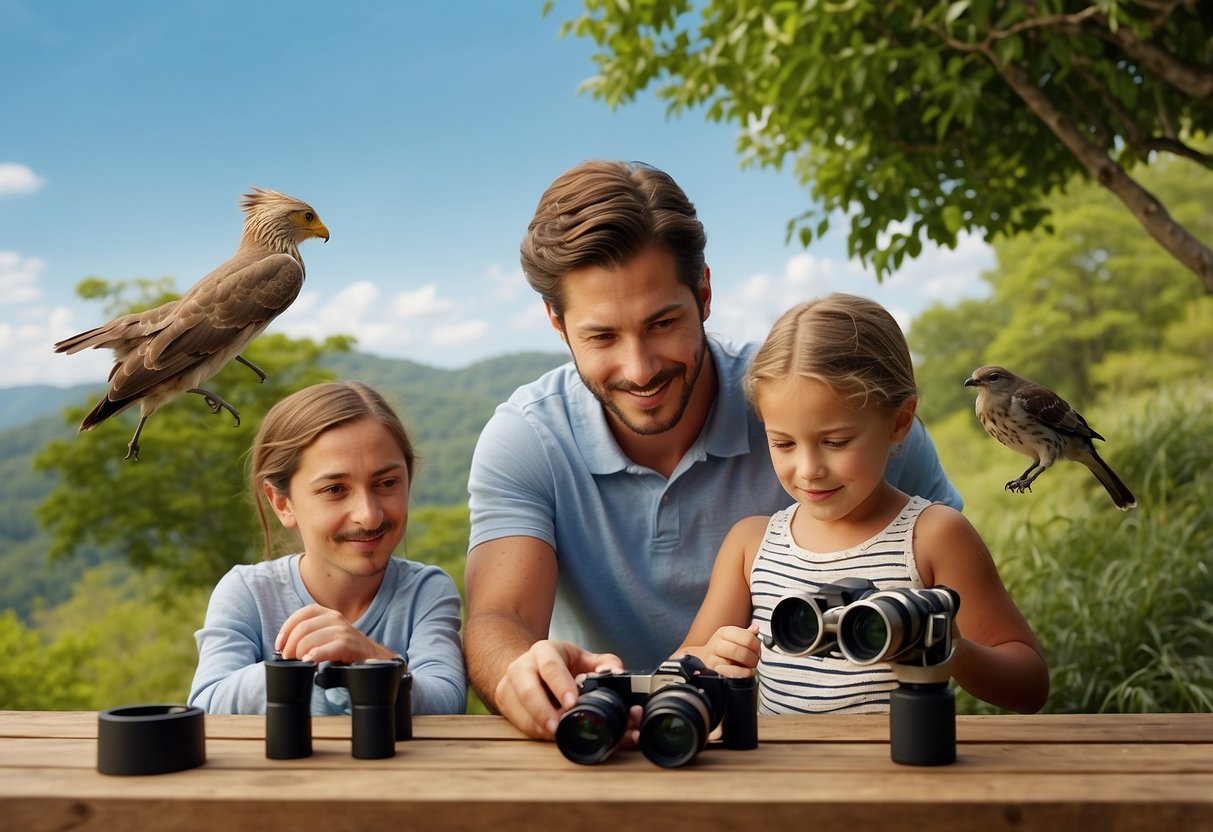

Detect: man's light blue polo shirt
467,337,961,670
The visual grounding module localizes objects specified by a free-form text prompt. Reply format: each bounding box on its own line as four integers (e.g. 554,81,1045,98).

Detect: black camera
556,654,757,768
766,578,961,766
265,653,412,760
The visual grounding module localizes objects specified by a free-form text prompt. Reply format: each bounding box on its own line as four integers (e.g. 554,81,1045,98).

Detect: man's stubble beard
575,333,708,437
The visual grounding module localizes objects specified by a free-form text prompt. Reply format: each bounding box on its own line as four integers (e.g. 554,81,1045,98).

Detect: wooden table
1,710,1210,830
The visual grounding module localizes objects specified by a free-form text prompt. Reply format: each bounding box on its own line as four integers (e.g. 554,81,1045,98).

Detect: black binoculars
769,577,959,669
265,654,412,760
766,577,961,766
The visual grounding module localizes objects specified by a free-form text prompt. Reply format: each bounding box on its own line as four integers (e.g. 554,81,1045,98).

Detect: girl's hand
686,624,762,678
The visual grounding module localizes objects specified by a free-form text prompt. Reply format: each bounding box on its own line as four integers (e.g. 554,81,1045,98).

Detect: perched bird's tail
54,323,120,355
1080,446,1137,510
53,301,181,355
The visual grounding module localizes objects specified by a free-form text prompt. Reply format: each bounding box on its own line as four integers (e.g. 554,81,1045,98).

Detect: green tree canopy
559,0,1213,291
910,148,1207,423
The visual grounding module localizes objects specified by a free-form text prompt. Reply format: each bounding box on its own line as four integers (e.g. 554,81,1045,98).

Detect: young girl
679,294,1048,714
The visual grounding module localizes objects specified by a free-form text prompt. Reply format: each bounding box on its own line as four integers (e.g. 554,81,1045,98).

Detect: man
465,161,960,738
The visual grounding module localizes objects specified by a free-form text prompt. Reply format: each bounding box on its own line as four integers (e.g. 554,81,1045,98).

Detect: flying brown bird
54,187,329,460
964,366,1136,510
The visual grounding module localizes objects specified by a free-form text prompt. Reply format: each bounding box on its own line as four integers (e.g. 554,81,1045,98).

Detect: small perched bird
964,366,1136,510
54,188,329,460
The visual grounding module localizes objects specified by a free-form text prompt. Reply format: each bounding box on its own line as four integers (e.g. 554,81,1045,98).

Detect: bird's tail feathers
79,394,136,432
54,301,180,355
1082,448,1137,510
54,325,119,355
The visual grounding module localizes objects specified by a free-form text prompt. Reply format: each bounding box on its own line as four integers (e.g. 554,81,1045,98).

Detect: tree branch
1080,14,1213,102
1004,2,1212,102
988,6,1100,40
1071,53,1212,168
1070,58,1147,155
1143,137,1213,168
992,55,1213,293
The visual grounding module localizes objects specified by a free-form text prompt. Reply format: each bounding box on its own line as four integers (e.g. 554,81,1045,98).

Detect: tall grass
955,385,1213,713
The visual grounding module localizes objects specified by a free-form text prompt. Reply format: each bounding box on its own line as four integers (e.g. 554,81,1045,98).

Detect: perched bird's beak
963,376,979,388
316,222,330,243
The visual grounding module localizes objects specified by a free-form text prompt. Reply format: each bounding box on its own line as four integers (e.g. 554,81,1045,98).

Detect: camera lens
556,688,628,765
770,595,825,655
639,685,710,768
840,605,891,663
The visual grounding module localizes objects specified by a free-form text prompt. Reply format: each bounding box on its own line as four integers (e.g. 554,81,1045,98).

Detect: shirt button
660,494,670,505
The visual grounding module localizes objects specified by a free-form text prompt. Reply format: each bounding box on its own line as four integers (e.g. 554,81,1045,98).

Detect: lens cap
97,704,206,776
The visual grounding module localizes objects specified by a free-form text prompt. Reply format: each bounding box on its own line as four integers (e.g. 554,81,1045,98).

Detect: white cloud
486,262,526,301
510,300,552,334
347,321,420,353
390,283,453,318
909,232,993,299
0,251,47,304
0,303,114,386
0,163,46,197
268,279,500,359
708,232,994,347
326,280,381,320
432,320,489,347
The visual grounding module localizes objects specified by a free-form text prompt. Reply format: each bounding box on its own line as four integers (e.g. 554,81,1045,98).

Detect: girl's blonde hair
744,293,917,411
250,381,417,559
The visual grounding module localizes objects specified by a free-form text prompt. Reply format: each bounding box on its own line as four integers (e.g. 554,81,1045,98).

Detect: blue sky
1,1,992,388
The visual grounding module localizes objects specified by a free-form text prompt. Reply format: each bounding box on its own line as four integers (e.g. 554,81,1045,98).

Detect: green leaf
942,204,964,235
945,1,971,27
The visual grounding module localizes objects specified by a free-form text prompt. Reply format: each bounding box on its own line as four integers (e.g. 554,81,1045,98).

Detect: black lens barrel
556,687,629,765
638,685,710,768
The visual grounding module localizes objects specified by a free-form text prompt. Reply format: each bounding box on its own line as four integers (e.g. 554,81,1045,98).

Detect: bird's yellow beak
291,210,330,242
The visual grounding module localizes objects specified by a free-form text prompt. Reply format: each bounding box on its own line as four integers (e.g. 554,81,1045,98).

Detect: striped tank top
750,496,930,714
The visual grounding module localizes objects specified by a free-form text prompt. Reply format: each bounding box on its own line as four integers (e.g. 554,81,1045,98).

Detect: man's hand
493,640,623,740
681,624,761,678
275,604,397,665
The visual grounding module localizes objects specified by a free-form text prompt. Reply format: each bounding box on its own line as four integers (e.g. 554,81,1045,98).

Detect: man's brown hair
520,160,707,319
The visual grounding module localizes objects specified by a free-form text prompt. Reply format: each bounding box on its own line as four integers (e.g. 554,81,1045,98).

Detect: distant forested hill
321,350,568,504
0,348,565,620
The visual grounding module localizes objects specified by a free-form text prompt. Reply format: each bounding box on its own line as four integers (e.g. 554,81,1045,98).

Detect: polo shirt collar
700,336,755,460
